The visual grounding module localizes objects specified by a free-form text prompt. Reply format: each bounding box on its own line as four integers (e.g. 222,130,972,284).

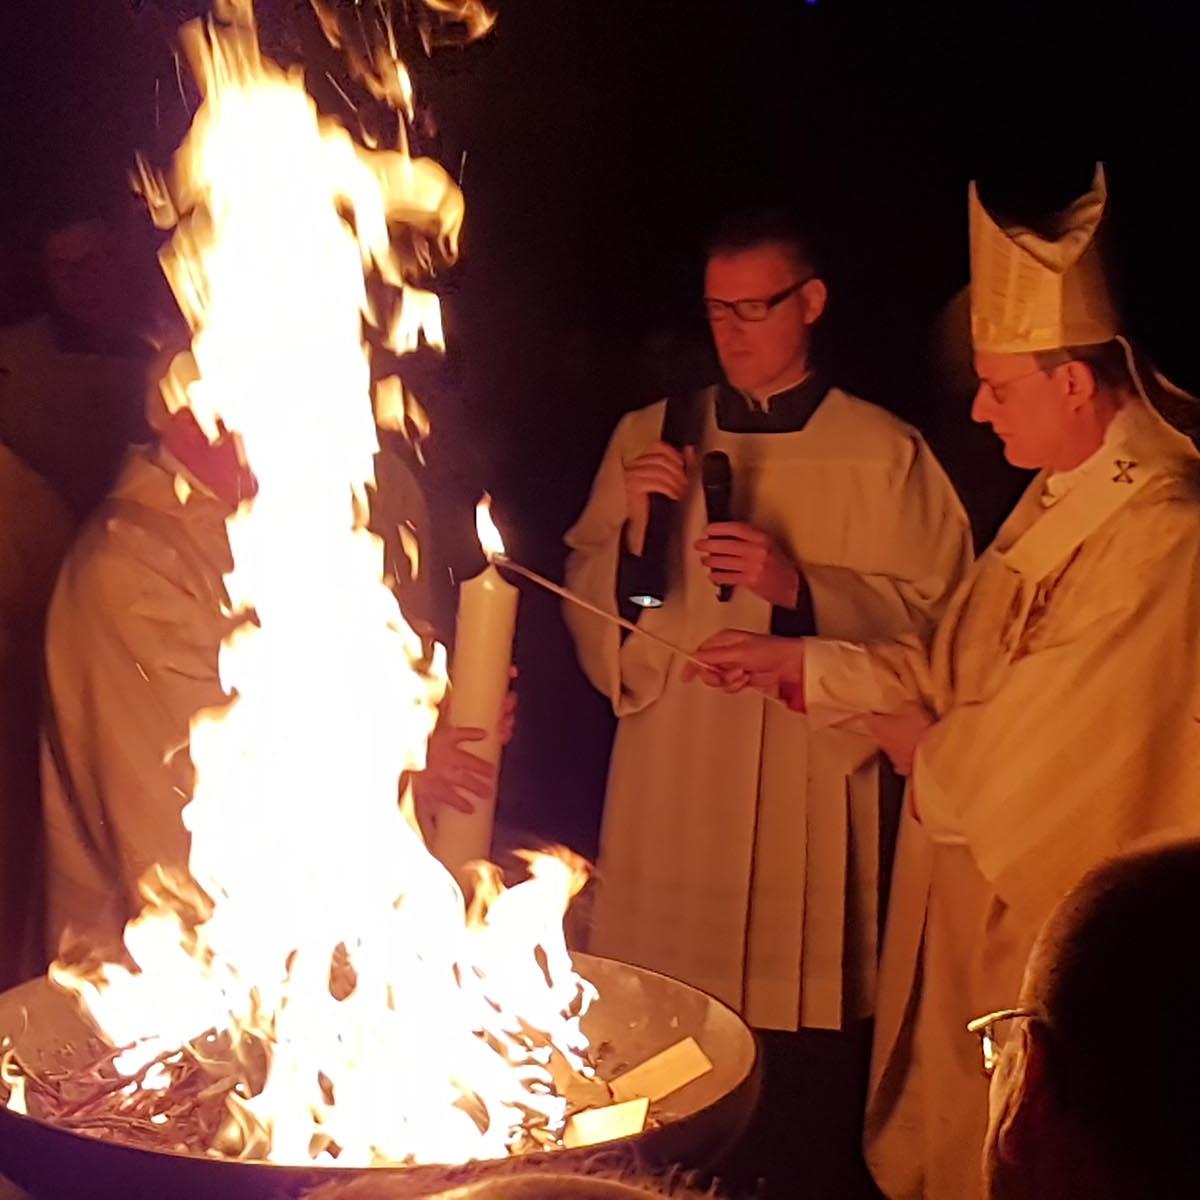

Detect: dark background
2,0,1199,860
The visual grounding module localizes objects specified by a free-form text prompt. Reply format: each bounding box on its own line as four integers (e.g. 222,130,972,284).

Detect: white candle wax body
431,562,518,879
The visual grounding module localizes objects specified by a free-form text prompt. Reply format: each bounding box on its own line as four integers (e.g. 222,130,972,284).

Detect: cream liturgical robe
0,445,73,987
564,381,972,1031
807,399,1200,1199
42,439,434,957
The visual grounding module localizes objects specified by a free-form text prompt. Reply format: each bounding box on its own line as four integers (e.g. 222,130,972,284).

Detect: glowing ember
0,0,604,1168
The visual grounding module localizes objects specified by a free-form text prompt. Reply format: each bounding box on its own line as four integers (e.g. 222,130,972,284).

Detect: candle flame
475,494,507,560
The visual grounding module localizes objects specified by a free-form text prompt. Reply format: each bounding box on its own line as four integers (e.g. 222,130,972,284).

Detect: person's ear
994,1020,1054,1167
799,277,828,326
1058,359,1098,412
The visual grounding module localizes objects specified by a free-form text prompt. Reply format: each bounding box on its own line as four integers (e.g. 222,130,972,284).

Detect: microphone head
702,450,732,488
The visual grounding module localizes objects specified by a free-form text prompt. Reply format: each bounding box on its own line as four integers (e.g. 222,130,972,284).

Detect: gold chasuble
564,383,971,1031
827,399,1200,1198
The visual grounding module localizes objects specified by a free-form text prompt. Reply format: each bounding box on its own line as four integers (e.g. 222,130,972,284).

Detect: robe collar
1040,404,1133,508
998,398,1181,582
715,371,831,434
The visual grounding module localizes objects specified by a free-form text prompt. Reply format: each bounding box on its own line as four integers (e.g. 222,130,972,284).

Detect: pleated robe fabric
0,445,73,987
809,399,1200,1197
563,386,972,1031
41,441,433,958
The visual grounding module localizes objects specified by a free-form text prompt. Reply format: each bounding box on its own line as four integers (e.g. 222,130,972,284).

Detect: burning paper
1,0,608,1168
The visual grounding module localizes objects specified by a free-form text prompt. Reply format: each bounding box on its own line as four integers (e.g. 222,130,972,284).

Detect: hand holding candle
430,496,519,882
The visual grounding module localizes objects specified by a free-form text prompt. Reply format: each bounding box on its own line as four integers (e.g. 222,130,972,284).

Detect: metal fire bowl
0,953,760,1199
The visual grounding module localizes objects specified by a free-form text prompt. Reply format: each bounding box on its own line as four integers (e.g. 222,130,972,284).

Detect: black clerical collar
715,372,831,434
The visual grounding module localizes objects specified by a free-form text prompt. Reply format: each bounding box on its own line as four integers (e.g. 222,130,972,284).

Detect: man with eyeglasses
689,167,1200,1198
563,207,971,1047
975,838,1200,1199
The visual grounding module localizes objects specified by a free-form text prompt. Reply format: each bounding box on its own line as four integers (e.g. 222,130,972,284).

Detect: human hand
683,628,806,695
694,522,802,609
860,703,935,777
623,441,691,554
414,722,496,815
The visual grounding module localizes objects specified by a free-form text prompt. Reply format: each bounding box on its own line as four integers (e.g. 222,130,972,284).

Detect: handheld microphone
701,450,733,603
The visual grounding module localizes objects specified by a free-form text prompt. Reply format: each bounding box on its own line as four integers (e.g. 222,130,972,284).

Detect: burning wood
0,1027,712,1162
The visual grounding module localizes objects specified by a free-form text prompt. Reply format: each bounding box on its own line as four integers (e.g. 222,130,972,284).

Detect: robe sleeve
801,434,972,725
369,443,436,638
802,433,972,643
563,404,666,714
916,495,1200,923
42,516,228,954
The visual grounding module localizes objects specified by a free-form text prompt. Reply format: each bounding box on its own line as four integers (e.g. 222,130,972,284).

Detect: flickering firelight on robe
432,495,518,880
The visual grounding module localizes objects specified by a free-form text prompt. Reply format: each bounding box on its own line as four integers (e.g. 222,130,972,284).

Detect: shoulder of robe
56,455,226,622
610,398,670,458
0,443,73,613
815,388,930,467
1090,470,1200,580
370,441,428,523
0,440,71,525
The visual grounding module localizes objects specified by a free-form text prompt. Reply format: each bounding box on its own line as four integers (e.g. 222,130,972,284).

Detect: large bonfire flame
3,0,604,1167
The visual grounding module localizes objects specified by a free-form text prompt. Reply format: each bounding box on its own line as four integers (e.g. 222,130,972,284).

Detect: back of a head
1035,838,1200,1197
302,1166,716,1199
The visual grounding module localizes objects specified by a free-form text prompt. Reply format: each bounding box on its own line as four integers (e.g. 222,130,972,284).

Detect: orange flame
24,0,600,1167
474,494,507,560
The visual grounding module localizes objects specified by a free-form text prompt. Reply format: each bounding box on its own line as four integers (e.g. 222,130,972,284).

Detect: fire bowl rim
0,951,761,1187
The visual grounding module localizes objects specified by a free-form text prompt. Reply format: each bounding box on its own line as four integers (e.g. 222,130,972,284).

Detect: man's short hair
1038,838,1200,1197
1033,339,1132,393
704,206,822,280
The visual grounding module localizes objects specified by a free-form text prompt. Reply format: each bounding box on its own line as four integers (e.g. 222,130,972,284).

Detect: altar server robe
805,399,1200,1197
0,445,72,985
41,441,432,956
564,382,971,1030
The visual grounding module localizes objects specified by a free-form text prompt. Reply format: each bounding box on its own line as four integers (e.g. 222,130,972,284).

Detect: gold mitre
969,163,1119,354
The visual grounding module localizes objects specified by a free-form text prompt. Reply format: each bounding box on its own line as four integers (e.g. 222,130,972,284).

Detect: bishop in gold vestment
692,166,1200,1197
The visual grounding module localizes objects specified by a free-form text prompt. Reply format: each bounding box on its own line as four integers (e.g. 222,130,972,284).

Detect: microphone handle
626,492,674,607
703,486,734,604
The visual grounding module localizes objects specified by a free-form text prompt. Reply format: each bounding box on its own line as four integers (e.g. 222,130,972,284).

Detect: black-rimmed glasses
704,278,811,323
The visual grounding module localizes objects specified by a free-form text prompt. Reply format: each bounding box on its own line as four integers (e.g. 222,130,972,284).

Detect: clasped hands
685,630,934,776
623,441,801,608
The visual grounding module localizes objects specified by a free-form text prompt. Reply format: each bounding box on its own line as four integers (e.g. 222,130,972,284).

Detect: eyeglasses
977,366,1053,403
704,278,811,323
967,1007,1040,1076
